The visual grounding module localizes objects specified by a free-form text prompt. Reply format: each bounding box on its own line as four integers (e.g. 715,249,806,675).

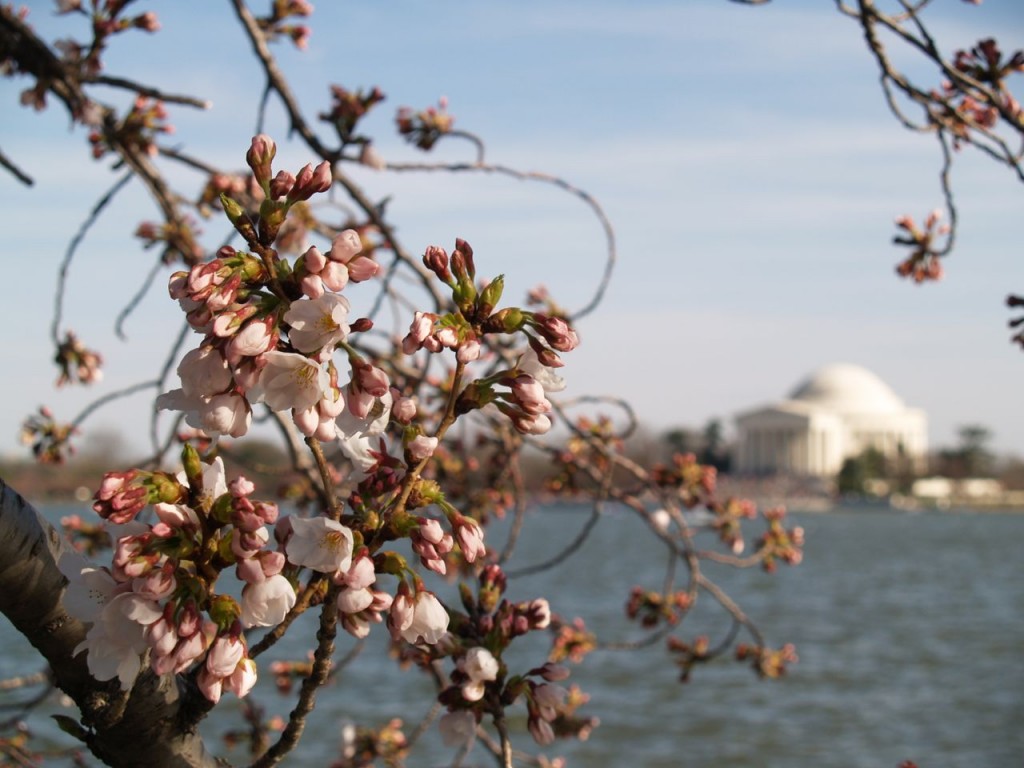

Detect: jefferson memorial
733,363,928,477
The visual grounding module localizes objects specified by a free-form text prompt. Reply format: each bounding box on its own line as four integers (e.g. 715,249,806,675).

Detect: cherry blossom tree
0,1,1018,766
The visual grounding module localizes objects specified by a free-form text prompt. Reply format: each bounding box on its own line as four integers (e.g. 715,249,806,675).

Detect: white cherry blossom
397,590,449,645
285,516,354,574
178,345,232,397
240,573,296,628
284,293,351,354
248,351,329,412
519,346,566,393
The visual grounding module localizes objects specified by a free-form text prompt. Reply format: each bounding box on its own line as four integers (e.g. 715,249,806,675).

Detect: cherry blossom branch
445,129,486,164
495,439,530,566
934,128,958,257
493,710,514,768
229,0,443,310
69,379,161,434
248,576,328,660
229,0,336,160
695,573,765,648
0,145,33,186
114,255,165,340
385,160,617,321
504,504,602,579
304,436,342,516
0,7,89,120
83,74,211,109
250,588,341,768
51,172,134,347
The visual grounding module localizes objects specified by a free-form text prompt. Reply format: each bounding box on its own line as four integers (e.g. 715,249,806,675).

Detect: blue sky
3,0,1024,459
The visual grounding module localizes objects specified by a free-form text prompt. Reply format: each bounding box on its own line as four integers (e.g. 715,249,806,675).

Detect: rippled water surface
2,505,1021,767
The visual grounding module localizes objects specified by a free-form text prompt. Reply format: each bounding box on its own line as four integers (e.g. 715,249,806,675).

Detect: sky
3,0,1024,461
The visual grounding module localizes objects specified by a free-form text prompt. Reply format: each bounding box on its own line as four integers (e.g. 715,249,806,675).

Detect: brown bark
0,477,220,768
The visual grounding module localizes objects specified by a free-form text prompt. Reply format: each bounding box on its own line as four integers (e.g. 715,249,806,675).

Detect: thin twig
249,588,340,768
505,503,601,579
0,146,33,186
386,160,617,321
51,172,134,346
70,379,160,432
85,75,212,109
114,255,165,340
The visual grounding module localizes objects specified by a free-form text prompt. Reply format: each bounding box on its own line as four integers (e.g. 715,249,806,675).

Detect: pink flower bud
206,635,245,678
329,229,362,263
408,434,438,461
340,554,376,590
237,556,264,584
337,586,374,614
269,170,296,199
303,244,327,272
226,316,277,364
197,667,223,704
300,273,325,299
510,374,550,415
259,550,286,577
512,412,552,435
320,260,349,292
457,339,482,363
354,362,390,397
346,255,380,282
247,134,277,186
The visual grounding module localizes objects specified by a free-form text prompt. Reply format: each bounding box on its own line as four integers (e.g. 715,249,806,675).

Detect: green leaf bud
477,274,504,318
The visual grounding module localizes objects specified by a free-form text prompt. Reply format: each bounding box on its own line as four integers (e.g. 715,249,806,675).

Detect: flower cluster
135,215,204,266
67,447,464,699
280,516,422,642
64,452,279,697
546,416,623,495
60,514,110,557
547,616,597,665
336,718,409,768
756,507,805,572
651,451,718,508
735,642,799,679
892,209,948,283
666,634,711,683
710,496,758,554
396,97,454,151
434,564,594,747
157,134,385,448
19,406,77,464
154,136,406,454
319,84,386,144
58,134,597,758
939,37,1024,137
53,330,103,387
39,2,160,91
88,96,172,160
256,0,313,49
409,241,577,436
625,586,692,629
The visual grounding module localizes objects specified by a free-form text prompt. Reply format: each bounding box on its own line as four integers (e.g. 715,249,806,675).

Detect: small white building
734,363,927,477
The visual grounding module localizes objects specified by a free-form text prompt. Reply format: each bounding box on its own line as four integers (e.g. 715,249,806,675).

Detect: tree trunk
0,477,220,768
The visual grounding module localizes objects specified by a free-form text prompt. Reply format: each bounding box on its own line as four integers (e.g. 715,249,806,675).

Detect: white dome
788,363,905,415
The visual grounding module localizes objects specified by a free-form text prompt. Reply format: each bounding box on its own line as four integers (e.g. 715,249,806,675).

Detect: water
1,504,1021,767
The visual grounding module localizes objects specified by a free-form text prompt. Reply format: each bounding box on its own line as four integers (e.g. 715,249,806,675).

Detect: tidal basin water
1,504,1021,767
